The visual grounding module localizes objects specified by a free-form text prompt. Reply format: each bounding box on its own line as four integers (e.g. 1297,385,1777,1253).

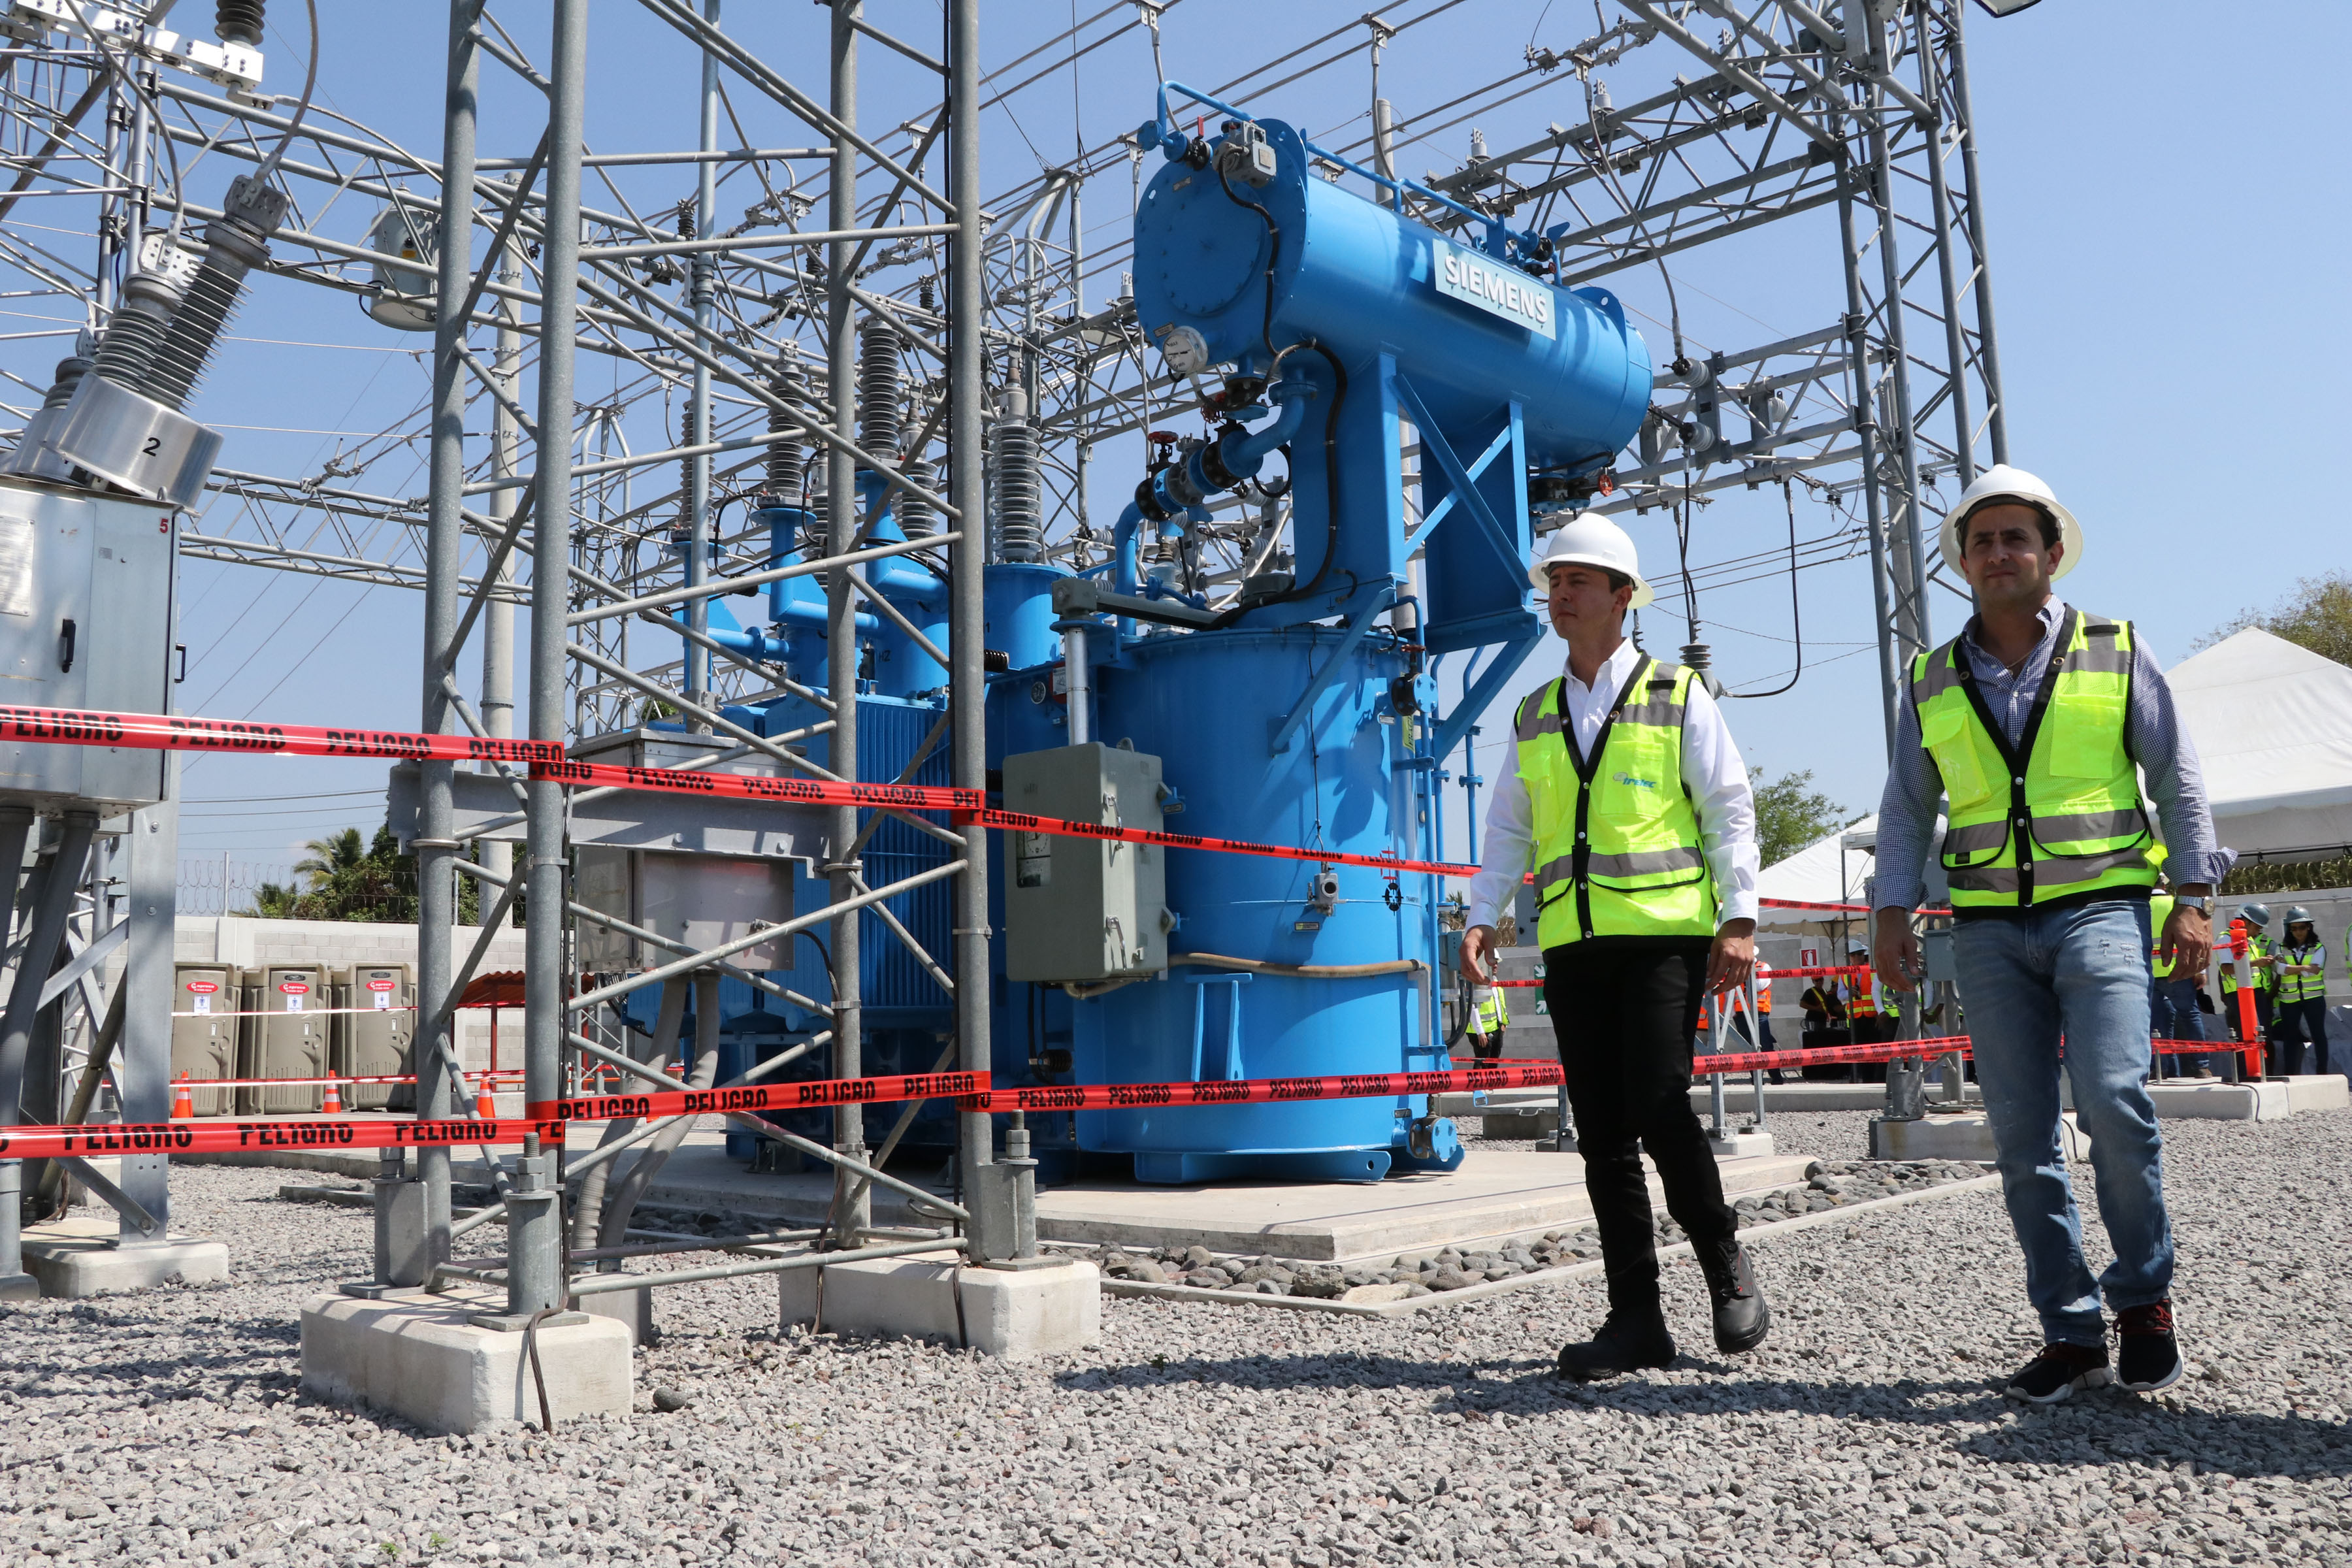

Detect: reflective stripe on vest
1514,657,1715,947
2279,942,2327,1005
1909,608,2158,911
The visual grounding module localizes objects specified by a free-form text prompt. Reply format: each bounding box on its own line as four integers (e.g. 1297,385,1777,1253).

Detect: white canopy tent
2168,628,2352,864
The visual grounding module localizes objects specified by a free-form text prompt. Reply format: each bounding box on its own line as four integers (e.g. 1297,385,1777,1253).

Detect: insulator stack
39,353,90,411
896,457,937,538
215,0,264,46
856,316,902,463
760,357,808,505
677,400,701,517
988,397,1041,564
88,270,180,394
142,175,287,412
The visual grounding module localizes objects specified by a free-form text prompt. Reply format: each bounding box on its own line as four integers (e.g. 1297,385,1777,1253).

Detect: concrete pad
1870,1111,2087,1164
1026,1149,1816,1264
1477,1107,1558,1139
777,1254,1098,1362
301,1284,634,1434
0,1271,38,1301
20,1215,229,1297
2283,1075,2349,1115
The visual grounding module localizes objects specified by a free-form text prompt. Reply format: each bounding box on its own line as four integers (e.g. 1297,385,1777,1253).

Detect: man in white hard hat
1460,511,1769,1380
1870,465,2233,1403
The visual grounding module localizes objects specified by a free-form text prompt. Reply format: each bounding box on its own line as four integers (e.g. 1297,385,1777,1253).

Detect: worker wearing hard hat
2217,901,2277,1052
1870,465,2232,1405
1461,511,1769,1381
2273,907,2330,1076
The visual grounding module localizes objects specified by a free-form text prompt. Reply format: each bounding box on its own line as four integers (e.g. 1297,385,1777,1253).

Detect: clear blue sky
60,1,2340,877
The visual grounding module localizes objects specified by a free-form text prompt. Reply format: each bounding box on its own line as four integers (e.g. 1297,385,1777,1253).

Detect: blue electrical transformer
635,87,1651,1188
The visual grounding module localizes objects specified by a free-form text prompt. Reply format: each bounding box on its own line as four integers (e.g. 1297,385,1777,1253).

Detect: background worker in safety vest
2218,902,2276,1051
1461,513,1768,1382
1464,979,1510,1060
2147,879,2217,1081
1870,465,2230,1405
2272,907,2330,1077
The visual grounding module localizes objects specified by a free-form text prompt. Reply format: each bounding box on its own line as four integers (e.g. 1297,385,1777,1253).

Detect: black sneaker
1556,1309,1676,1382
2004,1341,2111,1403
2115,1300,2182,1392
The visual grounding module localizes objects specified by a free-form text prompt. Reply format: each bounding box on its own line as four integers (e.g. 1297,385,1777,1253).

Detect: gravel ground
5,1109,2349,1567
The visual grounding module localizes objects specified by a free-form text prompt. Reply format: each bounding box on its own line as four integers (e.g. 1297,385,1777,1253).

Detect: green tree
233,820,483,924
2204,570,2352,666
1752,768,1850,868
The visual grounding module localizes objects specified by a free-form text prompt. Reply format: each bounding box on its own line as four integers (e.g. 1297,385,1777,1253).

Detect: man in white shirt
1460,513,1767,1380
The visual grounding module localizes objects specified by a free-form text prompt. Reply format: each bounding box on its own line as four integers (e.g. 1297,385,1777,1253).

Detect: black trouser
2272,998,2331,1076
1544,936,1738,1317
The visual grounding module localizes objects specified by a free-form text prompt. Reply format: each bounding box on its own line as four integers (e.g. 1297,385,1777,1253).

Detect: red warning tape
531,758,979,812
963,808,1479,878
536,1068,988,1125
0,704,562,765
0,1116,559,1160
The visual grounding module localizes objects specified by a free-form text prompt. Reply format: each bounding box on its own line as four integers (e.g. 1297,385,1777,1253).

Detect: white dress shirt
1463,638,1759,934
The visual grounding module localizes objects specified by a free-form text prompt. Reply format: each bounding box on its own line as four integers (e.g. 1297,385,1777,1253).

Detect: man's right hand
1872,907,1922,994
1460,923,1497,985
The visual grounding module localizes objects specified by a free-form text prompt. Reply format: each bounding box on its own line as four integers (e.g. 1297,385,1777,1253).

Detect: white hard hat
1529,511,1653,608
1939,464,2083,581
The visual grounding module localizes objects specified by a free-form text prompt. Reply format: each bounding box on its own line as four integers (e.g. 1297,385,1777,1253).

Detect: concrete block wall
170,916,528,1071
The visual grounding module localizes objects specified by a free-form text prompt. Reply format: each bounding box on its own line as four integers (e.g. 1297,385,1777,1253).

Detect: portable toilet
333,962,414,1110
238,962,329,1113
170,962,238,1115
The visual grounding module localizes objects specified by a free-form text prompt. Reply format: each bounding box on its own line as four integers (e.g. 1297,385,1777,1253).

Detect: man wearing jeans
1871,465,2232,1404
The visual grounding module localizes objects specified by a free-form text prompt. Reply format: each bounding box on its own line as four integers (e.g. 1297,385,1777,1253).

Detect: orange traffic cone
171,1073,193,1119
476,1076,497,1119
321,1077,343,1115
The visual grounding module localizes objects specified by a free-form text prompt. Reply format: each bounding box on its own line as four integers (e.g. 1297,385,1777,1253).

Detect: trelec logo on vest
1610,772,1660,791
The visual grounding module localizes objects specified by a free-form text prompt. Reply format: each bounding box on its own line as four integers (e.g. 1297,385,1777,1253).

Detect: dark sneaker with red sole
2004,1341,2112,1403
2115,1300,2183,1392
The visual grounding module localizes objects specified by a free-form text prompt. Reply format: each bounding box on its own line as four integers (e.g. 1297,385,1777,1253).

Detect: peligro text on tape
0,705,563,765
0,1115,563,1160
534,1068,987,1125
530,758,979,813
964,808,1479,879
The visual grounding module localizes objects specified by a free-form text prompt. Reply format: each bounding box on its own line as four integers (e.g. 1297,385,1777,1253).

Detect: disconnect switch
1004,743,1170,983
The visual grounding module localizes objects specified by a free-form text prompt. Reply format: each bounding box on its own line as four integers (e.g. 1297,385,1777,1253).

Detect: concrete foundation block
0,1271,38,1301
20,1216,229,1297
1706,1130,1777,1159
1870,1111,2087,1164
778,1252,1099,1362
1478,1108,1558,1139
301,1285,634,1435
2285,1075,2351,1115
580,1282,658,1346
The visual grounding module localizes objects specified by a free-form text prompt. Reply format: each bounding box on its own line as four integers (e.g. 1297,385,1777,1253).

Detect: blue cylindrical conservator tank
1130,117,1651,469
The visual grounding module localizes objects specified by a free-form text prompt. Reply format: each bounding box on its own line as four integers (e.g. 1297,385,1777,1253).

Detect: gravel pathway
5,1109,2349,1567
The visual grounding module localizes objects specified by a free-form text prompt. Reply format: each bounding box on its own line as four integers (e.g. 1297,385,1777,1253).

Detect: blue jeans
1955,898,2175,1346
2149,973,2213,1077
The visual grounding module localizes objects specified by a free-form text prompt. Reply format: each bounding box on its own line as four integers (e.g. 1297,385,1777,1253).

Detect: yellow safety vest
1909,608,2159,911
1473,988,1510,1034
2149,892,2174,979
1514,657,1716,948
2278,942,2327,1005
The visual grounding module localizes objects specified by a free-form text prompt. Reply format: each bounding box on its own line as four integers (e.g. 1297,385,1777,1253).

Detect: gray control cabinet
0,478,176,813
1004,742,1171,984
